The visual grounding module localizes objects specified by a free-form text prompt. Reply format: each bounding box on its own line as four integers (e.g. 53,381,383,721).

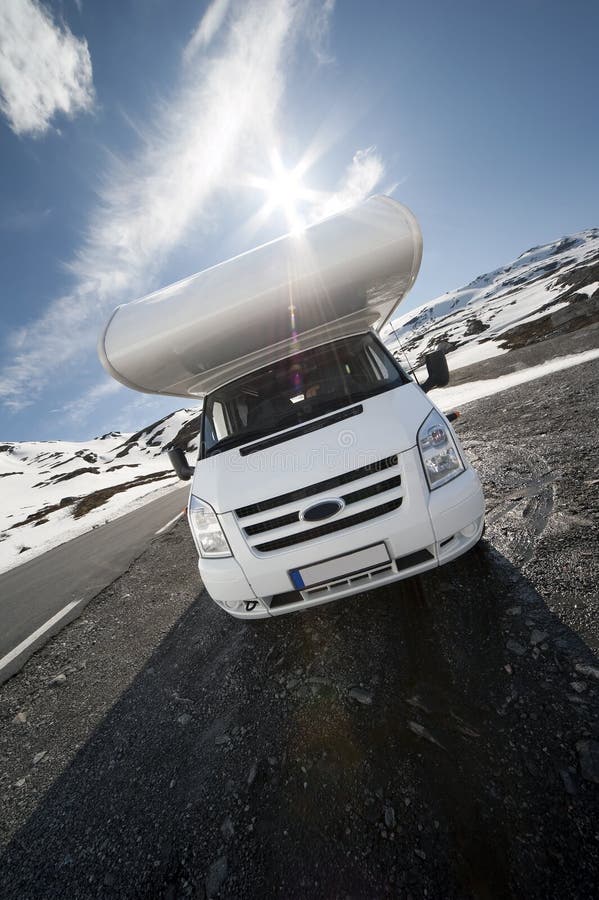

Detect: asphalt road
1,355,598,899
0,485,189,682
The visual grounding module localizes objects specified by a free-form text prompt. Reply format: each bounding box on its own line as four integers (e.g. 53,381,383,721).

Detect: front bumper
197,461,485,619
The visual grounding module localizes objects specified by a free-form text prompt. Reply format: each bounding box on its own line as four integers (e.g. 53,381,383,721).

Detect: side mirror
167,447,194,481
421,348,450,393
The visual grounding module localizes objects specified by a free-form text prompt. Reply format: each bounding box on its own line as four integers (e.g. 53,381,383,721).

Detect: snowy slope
0,407,202,573
382,227,599,372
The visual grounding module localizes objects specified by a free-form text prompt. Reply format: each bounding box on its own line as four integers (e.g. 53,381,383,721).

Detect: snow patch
575,281,599,298
429,349,599,410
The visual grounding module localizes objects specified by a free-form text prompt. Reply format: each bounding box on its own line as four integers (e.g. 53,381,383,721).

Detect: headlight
188,495,231,558
417,410,465,490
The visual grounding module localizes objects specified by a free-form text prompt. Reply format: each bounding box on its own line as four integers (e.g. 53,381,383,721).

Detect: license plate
290,543,390,590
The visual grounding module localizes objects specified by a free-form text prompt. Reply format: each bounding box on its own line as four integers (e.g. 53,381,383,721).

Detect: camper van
99,196,484,619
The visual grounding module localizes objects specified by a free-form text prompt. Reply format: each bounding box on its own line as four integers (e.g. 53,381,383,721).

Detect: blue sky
0,0,597,442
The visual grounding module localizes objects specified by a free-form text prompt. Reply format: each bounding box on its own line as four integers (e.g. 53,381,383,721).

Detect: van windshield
202,333,407,457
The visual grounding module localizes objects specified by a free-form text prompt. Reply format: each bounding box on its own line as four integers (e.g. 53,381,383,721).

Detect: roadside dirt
1,357,598,899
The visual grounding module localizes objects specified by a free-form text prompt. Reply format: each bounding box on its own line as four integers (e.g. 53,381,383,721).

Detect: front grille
236,453,404,555
254,498,402,553
243,473,402,537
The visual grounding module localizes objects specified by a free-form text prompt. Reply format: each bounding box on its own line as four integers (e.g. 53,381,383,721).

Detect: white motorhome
99,196,484,619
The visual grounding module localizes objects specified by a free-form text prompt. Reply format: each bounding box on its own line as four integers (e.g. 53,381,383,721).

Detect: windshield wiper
307,386,399,417
302,395,361,418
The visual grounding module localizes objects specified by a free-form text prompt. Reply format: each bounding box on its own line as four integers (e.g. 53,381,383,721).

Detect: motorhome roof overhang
98,195,423,398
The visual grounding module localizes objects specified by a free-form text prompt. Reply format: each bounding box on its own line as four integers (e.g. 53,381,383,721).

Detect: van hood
192,384,431,513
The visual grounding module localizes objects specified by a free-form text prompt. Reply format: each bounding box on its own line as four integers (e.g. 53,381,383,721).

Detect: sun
264,163,303,224
248,150,314,234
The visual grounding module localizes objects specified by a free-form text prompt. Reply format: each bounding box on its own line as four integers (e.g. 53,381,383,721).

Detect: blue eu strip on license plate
289,569,305,590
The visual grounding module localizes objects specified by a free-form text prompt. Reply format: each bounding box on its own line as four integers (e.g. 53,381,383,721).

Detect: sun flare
248,150,315,233
265,167,302,222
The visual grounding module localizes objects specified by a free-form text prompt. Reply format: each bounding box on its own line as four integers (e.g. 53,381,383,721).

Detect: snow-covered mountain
382,227,599,373
0,407,202,573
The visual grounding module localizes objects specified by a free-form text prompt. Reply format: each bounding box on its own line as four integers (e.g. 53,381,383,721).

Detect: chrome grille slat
342,473,402,507
244,510,300,536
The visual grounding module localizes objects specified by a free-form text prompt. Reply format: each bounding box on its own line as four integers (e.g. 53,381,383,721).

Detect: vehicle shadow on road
2,540,598,899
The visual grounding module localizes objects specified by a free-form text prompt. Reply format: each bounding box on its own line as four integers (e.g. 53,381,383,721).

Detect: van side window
365,343,398,383
211,401,228,440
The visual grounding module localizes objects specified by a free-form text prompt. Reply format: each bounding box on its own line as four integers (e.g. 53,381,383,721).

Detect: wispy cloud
303,0,336,64
0,0,94,137
0,0,334,416
58,378,123,425
59,379,123,425
183,0,232,63
308,146,385,223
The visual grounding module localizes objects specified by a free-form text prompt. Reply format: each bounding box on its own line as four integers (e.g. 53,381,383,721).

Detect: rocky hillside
383,227,599,372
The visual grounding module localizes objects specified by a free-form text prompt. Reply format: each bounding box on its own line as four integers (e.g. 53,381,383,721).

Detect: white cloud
0,0,335,417
309,146,385,223
302,0,336,64
0,0,94,137
183,0,232,63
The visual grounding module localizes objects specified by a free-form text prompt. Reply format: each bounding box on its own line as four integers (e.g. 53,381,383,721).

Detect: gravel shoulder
1,355,598,899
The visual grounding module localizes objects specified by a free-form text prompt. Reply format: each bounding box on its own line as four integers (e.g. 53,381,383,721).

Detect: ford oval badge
301,498,344,523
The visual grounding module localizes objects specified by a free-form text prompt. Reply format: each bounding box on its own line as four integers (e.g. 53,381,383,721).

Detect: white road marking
0,600,80,673
155,509,186,535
